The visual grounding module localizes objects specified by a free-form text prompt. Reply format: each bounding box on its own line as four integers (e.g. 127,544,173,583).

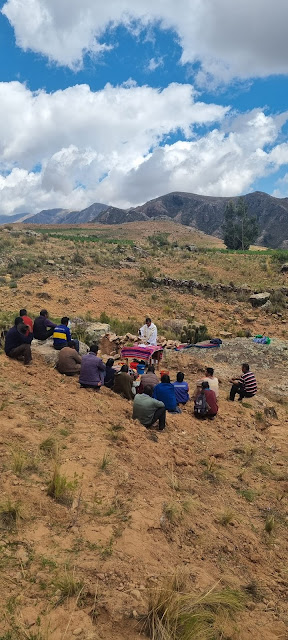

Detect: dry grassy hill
0,221,287,640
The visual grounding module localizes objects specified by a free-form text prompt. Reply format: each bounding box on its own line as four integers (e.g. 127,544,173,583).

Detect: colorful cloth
121,345,163,360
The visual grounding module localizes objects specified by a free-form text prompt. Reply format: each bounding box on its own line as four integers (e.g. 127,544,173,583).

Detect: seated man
139,317,157,346
19,308,33,334
113,365,134,401
133,385,166,431
229,363,257,401
53,317,73,350
139,364,159,392
194,381,218,419
79,344,105,389
173,372,190,405
5,317,33,366
57,341,82,376
104,358,116,389
153,374,181,413
199,367,219,398
33,309,56,341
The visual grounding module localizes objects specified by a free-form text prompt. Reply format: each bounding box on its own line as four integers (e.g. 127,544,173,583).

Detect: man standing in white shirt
139,317,158,346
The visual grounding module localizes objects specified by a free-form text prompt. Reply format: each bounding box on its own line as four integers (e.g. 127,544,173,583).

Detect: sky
1,0,288,215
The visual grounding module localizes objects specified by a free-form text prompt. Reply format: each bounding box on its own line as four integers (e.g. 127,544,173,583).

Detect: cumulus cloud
2,0,288,83
0,81,287,215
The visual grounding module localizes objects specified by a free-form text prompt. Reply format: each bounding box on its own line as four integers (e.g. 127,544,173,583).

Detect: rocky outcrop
249,292,271,307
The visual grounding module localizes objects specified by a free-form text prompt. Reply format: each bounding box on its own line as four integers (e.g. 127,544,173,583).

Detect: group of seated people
4,310,257,432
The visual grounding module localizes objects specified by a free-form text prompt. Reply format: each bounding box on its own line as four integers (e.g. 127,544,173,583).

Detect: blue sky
1,0,288,214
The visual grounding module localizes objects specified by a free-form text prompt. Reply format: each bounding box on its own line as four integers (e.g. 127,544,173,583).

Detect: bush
47,466,78,506
71,251,86,265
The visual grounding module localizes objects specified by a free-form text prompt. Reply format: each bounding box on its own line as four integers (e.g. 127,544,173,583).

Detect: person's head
19,309,27,317
106,358,115,368
121,364,129,373
143,385,153,397
242,363,250,373
61,316,69,326
145,317,152,327
14,316,24,327
176,372,184,382
206,367,214,377
90,344,99,354
161,374,170,384
147,364,155,373
202,381,209,390
40,309,48,318
68,340,77,350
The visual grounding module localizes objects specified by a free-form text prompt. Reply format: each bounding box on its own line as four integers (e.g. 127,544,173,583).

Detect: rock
219,331,233,338
259,300,272,311
131,589,142,600
73,628,83,636
244,316,257,323
71,320,111,343
47,259,55,265
264,406,278,420
249,292,271,307
186,245,198,252
31,337,88,366
280,263,288,273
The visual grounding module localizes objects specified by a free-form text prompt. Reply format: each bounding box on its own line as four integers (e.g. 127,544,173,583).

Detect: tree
222,198,258,250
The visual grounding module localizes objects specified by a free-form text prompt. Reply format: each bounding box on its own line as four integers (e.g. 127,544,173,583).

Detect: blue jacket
53,324,72,348
5,326,33,355
153,382,177,412
173,381,190,404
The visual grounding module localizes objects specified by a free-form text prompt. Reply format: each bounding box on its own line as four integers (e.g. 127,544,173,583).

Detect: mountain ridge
1,190,288,248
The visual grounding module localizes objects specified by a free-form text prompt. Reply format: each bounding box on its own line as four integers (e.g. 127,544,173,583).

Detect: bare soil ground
0,222,287,640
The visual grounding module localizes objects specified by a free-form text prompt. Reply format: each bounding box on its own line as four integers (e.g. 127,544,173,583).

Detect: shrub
55,568,84,604
143,575,246,640
0,499,22,530
71,251,86,265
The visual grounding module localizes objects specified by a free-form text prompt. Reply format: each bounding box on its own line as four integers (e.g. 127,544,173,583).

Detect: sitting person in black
104,358,116,389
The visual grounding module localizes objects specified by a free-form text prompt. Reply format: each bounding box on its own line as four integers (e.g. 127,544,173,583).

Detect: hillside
0,222,288,639
97,191,288,249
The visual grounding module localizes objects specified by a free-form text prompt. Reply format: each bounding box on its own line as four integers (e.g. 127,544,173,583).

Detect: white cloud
2,0,288,83
0,80,287,214
0,80,230,214
147,57,164,72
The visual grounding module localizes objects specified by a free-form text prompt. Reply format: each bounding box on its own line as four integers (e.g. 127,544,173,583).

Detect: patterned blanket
121,345,163,359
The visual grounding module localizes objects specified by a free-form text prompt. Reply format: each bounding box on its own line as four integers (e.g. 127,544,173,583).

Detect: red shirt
22,315,33,333
204,389,218,415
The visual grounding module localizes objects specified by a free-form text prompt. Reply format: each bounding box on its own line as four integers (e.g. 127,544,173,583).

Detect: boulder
249,292,271,307
31,338,88,366
280,263,288,273
71,321,111,342
185,245,198,252
219,331,233,339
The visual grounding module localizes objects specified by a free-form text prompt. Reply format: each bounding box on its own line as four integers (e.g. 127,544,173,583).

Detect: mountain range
1,191,288,248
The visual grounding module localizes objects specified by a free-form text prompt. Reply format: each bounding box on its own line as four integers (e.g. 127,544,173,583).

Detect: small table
120,345,163,370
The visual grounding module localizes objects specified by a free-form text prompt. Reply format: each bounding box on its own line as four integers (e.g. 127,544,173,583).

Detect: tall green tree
222,198,258,250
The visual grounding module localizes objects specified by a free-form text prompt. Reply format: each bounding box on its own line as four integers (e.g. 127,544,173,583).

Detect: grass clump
163,502,181,524
218,510,234,526
265,514,275,535
39,437,58,459
143,575,246,640
55,568,84,604
239,489,256,503
0,499,22,530
10,449,27,475
47,466,78,506
99,452,111,472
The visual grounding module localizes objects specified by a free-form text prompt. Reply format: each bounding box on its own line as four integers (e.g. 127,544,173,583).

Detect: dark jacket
113,372,134,400
104,366,116,389
79,353,106,387
57,347,82,375
153,382,177,412
33,315,56,340
5,326,33,355
204,389,218,416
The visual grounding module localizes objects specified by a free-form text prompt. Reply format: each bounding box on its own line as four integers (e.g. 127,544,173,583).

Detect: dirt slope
0,349,287,640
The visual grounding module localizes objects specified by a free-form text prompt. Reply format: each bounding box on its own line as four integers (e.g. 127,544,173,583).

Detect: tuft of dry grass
0,499,22,530
218,510,234,526
47,466,78,506
143,574,246,640
55,567,84,605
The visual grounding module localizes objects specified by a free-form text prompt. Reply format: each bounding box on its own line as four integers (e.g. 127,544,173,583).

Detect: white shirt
198,376,219,398
140,322,158,346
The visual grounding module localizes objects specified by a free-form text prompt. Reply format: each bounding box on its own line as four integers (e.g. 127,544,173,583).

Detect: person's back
5,318,33,365
141,370,159,389
133,393,164,425
114,367,134,400
79,346,105,388
173,372,189,404
240,370,257,396
53,317,71,350
57,346,81,375
33,310,56,341
153,375,177,412
20,309,33,334
204,389,218,416
104,359,116,389
201,376,219,397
